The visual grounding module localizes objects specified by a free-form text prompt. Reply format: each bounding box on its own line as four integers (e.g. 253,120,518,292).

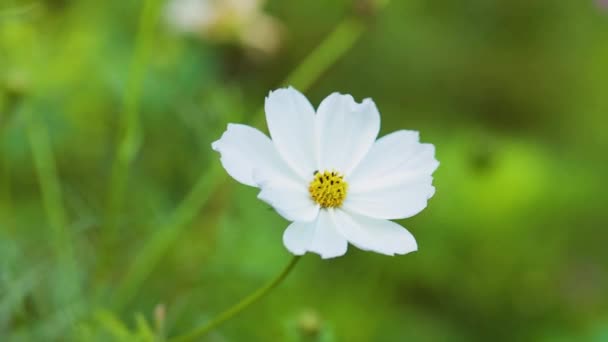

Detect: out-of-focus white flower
166,0,281,54
212,87,439,259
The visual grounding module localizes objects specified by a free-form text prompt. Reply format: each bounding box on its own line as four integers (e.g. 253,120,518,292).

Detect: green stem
25,111,80,301
0,135,14,233
106,0,162,235
26,113,71,261
170,256,301,342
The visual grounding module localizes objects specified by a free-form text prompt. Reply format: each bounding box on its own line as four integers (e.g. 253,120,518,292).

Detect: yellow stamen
308,170,348,208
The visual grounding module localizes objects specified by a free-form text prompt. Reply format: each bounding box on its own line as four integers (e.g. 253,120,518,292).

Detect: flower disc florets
309,170,348,208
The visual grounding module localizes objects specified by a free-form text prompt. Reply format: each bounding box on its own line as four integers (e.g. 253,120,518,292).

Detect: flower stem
106,0,162,236
25,110,81,302
169,256,302,342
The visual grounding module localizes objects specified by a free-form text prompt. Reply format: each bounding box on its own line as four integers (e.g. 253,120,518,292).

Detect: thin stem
0,133,14,233
106,0,162,235
26,113,71,260
170,256,302,342
25,111,80,300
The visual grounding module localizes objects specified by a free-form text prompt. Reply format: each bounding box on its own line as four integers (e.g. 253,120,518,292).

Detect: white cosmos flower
212,87,439,259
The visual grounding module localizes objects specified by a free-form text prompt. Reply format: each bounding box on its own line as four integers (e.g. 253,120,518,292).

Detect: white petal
316,93,380,174
331,209,417,256
343,179,435,220
282,220,315,255
348,130,439,191
211,123,295,187
343,130,438,219
257,178,320,222
265,87,317,180
282,210,348,259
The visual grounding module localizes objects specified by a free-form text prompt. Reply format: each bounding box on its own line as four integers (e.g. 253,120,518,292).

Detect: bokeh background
1,0,608,340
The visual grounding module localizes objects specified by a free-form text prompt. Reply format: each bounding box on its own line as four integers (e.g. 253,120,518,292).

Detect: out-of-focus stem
26,114,70,260
0,137,14,233
25,111,79,299
106,0,162,235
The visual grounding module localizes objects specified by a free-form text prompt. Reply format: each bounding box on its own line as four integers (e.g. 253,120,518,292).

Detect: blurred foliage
1,0,608,341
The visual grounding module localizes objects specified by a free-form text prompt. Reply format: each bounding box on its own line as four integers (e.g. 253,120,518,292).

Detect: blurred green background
1,0,608,340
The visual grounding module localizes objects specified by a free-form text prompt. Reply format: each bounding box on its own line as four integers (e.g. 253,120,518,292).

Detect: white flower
212,87,439,259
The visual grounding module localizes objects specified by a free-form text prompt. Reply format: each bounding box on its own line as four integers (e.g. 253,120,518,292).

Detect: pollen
309,170,348,208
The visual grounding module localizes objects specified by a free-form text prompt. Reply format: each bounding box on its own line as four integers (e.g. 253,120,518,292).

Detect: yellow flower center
308,170,348,208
